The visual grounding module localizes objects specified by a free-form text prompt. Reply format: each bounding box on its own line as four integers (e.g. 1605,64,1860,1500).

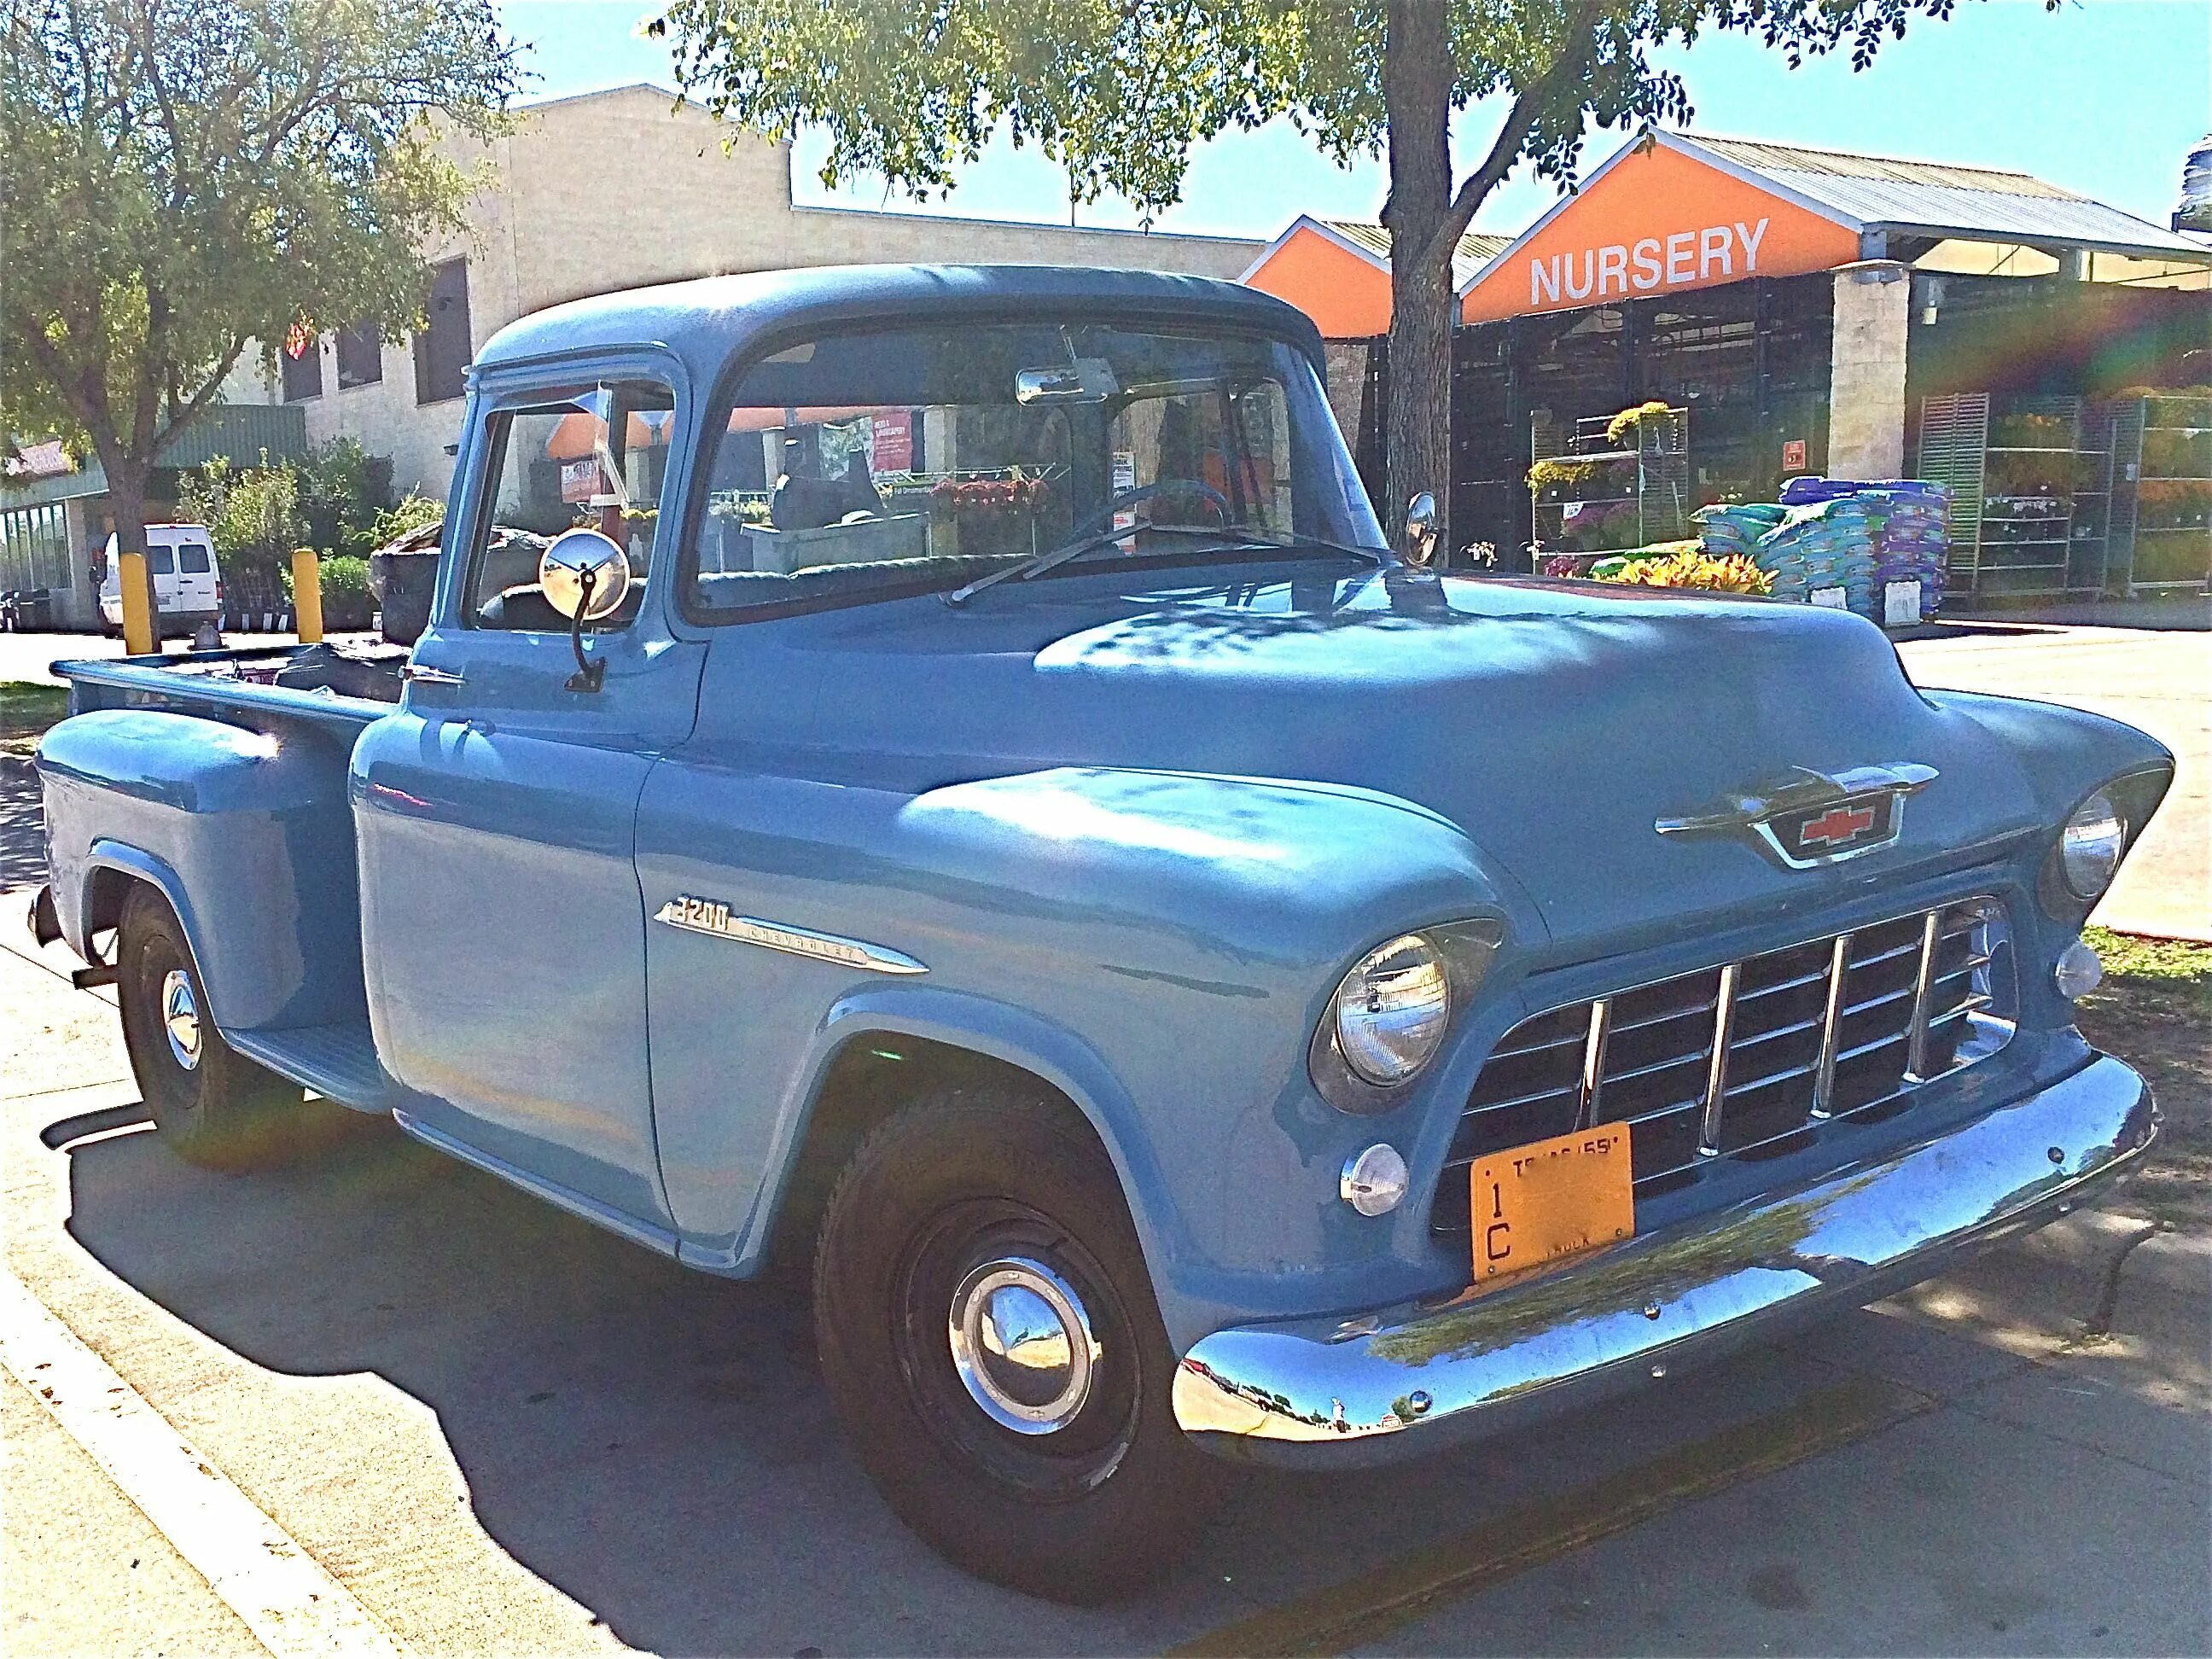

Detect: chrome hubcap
160,968,201,1071
947,1256,1098,1435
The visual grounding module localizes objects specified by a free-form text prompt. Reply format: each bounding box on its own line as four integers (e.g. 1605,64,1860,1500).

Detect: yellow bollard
291,547,323,644
119,550,156,656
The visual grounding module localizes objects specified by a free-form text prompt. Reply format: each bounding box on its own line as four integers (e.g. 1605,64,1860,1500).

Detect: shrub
369,493,445,549
296,438,395,557
178,451,302,605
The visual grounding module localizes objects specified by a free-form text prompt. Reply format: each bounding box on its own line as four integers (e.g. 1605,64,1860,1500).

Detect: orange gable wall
1460,143,1860,324
1244,224,1395,339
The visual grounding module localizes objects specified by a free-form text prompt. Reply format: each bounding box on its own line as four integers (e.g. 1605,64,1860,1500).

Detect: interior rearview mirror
1016,358,1120,405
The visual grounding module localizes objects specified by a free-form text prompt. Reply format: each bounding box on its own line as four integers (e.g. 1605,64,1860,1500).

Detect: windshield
684,322,1383,617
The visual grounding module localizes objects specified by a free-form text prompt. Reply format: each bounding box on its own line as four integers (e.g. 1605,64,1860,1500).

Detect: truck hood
780,562,2045,956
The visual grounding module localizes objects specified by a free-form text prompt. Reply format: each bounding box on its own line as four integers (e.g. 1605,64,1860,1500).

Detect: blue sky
501,1,2209,240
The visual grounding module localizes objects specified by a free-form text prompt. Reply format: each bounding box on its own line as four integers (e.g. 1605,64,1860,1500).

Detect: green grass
0,679,69,737
2085,926,2212,988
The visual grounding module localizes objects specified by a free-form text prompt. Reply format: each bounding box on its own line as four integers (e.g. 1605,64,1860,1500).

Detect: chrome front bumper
1173,1055,2154,1468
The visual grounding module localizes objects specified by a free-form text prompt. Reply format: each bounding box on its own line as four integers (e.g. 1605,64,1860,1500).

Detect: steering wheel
1073,478,1233,538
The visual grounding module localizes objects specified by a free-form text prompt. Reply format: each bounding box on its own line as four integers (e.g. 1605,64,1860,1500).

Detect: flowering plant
1598,550,1773,594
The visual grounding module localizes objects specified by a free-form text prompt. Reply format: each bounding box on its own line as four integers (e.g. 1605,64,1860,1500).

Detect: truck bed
37,641,410,1080
50,641,408,735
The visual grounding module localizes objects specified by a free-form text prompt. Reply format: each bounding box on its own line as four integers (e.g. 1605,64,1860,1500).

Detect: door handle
402,663,467,687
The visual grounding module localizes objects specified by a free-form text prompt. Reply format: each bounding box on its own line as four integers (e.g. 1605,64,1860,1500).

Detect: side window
463,380,675,632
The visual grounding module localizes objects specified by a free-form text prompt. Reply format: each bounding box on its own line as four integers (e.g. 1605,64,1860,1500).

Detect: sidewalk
1898,620,2210,941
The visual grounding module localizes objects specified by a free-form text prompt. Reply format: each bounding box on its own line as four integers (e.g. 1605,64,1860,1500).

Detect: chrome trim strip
1575,998,1612,1131
651,896,928,975
1177,1057,2153,1466
1904,911,1941,1081
1698,963,1738,1155
1464,1080,1580,1115
1809,933,1852,1119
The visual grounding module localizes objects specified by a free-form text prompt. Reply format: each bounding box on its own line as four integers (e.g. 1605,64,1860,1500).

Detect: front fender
1924,690,2173,820
643,760,1543,1352
697,984,1153,1266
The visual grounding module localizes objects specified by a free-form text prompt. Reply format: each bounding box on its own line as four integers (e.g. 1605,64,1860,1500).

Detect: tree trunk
1380,0,1456,564
102,451,154,641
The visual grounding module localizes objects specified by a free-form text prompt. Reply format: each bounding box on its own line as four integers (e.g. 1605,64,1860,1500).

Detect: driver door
353,364,704,1234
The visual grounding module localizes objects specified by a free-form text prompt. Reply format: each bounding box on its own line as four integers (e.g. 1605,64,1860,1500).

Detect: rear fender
38,708,366,1031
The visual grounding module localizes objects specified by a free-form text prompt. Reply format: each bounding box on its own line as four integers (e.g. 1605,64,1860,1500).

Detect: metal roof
0,405,307,509
1320,219,1513,288
1672,132,2212,262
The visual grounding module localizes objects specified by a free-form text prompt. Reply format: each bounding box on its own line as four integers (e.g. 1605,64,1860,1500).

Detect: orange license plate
1470,1121,1634,1285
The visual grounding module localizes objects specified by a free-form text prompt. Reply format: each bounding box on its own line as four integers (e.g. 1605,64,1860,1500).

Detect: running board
225,1019,394,1114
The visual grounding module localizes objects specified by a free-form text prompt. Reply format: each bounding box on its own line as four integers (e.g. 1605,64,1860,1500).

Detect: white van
97,525,223,635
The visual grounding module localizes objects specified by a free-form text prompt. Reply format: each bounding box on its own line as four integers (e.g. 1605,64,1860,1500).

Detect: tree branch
1415,0,1607,274
151,335,247,454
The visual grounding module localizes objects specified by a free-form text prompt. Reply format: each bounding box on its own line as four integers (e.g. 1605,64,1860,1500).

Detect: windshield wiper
942,522,1389,608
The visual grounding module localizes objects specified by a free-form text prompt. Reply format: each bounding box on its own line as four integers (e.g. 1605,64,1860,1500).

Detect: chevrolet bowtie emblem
1656,763,1936,870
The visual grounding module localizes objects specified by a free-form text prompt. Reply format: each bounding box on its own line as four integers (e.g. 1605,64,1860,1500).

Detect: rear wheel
116,888,320,1170
813,1087,1225,1602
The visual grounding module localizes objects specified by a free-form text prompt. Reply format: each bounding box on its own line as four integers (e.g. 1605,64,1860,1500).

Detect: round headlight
2059,790,2127,900
1333,934,1450,1087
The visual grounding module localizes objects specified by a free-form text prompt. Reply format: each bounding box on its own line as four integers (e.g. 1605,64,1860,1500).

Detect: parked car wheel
116,888,323,1170
813,1086,1225,1602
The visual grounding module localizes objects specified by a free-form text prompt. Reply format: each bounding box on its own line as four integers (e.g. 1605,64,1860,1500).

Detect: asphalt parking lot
2,608,2207,1656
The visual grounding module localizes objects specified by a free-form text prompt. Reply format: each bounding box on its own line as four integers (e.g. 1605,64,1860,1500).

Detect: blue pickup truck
31,266,2171,1600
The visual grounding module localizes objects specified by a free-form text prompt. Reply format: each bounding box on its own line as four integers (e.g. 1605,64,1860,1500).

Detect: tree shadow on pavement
51,1097,2210,1656
53,1115,1255,1656
0,760,49,889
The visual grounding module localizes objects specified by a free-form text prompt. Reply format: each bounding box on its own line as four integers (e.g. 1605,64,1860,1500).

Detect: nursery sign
1460,138,1860,324
1526,219,1771,308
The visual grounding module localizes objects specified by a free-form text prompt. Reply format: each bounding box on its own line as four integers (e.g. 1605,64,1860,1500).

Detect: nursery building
1244,130,2212,602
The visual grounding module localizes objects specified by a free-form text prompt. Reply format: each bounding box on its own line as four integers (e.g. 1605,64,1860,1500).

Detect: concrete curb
1998,1208,2208,1300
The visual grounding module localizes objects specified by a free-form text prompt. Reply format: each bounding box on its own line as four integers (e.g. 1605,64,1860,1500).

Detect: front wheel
116,888,325,1170
813,1087,1225,1602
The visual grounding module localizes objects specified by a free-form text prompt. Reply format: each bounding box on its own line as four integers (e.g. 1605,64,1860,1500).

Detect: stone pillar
1827,262,1912,481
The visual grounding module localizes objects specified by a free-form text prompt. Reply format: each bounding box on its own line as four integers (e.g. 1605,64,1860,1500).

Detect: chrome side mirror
539,527,630,693
1404,492,1439,566
539,528,631,621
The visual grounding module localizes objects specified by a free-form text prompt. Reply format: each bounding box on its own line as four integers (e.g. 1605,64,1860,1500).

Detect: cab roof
472,264,1324,390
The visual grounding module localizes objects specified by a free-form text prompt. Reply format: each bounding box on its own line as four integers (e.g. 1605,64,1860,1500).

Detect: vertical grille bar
1904,910,1941,1081
1575,998,1612,1130
1698,963,1740,1155
1808,932,1853,1119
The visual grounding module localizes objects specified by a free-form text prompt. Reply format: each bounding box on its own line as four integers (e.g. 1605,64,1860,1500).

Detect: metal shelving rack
2108,393,2212,596
1917,394,2113,603
1528,406,1689,554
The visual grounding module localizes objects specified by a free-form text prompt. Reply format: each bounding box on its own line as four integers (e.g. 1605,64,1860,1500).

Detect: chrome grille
1429,899,2012,1235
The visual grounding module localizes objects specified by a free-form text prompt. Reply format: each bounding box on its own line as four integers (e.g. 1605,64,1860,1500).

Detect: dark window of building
336,323,383,388
282,338,324,402
414,259,472,405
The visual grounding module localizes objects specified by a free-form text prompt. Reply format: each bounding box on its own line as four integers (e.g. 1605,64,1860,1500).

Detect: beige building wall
247,85,1261,501
1827,262,1913,480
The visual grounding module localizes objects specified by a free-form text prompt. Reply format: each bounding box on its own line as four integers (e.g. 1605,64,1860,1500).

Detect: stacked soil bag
1697,480,1951,622
1691,503,1787,559
1749,498,1880,616
1779,477,1952,618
